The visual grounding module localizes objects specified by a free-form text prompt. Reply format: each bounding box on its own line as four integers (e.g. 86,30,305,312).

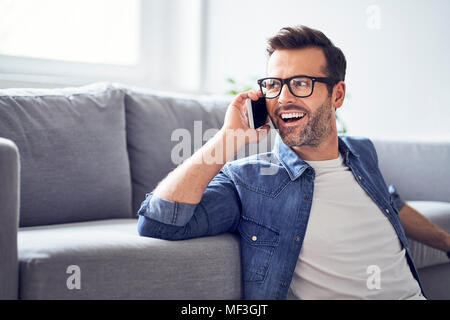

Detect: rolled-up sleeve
137,193,198,227
137,165,241,240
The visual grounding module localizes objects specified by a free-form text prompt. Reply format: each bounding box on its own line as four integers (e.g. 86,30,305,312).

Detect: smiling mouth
279,112,306,124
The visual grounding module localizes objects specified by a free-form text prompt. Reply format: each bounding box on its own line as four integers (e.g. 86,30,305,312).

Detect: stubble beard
270,98,334,148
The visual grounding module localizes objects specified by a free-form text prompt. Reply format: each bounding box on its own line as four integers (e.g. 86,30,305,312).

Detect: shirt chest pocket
238,216,280,283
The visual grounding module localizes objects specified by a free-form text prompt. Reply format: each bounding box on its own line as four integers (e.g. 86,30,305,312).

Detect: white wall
204,0,450,139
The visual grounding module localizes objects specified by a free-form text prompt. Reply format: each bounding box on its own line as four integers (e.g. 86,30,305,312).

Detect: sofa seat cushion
0,83,132,226
18,219,242,299
406,201,450,269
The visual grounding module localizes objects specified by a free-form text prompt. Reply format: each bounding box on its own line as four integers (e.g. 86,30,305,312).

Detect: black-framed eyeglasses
257,75,338,99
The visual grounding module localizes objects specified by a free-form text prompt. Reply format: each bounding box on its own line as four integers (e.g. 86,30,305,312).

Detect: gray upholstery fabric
123,86,228,215
0,83,132,227
372,139,450,202
18,219,242,299
0,138,19,299
406,201,450,269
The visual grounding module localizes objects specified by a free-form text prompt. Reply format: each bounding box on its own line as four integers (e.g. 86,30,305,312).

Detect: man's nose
278,83,296,105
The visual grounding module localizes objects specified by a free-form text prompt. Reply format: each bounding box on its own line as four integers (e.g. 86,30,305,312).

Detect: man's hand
221,90,270,147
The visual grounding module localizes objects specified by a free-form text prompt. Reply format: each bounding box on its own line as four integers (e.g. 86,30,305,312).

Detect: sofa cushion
405,201,450,269
123,87,229,215
18,219,242,299
0,83,132,227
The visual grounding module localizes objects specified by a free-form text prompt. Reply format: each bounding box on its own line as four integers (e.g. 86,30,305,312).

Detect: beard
269,98,334,148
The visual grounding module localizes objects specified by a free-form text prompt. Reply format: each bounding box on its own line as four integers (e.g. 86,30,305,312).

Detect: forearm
399,203,450,252
152,129,242,204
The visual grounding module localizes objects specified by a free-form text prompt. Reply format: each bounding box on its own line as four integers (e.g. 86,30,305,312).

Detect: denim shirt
137,134,424,299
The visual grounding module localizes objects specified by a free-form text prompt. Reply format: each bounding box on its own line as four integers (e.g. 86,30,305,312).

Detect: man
137,25,450,299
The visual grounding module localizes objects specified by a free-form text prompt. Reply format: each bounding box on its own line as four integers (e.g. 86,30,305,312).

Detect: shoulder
339,135,379,163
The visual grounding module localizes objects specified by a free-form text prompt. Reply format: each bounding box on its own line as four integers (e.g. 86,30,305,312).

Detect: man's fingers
247,90,261,101
234,90,261,103
231,90,259,114
224,90,265,133
231,92,249,112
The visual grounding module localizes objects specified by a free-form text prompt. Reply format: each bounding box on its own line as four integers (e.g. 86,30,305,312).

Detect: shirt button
304,195,310,200
358,175,362,180
295,236,301,242
385,209,390,214
251,235,258,241
281,281,287,287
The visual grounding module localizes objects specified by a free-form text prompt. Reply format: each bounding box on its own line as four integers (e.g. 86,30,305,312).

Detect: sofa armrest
0,137,19,299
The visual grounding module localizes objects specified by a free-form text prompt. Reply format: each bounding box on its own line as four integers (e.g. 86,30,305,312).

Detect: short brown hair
267,25,346,92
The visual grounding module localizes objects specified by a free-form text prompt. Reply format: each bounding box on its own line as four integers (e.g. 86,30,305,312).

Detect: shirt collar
273,134,360,181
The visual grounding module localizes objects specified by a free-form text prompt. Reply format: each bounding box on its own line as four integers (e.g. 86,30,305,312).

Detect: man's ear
333,81,346,110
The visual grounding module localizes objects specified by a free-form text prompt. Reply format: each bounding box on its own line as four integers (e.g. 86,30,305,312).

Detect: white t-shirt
287,152,425,300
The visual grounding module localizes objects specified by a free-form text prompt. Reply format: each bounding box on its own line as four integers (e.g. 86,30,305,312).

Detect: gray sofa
0,83,449,300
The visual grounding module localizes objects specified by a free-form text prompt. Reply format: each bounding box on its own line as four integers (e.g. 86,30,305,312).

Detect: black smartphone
246,97,268,129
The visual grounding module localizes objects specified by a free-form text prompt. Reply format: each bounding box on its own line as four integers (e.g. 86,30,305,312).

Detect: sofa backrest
0,83,132,227
372,138,450,203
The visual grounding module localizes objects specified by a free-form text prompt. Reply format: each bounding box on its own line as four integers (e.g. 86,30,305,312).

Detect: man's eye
265,80,280,90
292,80,308,87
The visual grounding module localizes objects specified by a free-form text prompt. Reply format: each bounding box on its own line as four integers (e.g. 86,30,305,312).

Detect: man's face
266,47,336,148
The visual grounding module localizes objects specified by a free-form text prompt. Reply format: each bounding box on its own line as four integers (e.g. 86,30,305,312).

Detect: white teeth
281,112,305,120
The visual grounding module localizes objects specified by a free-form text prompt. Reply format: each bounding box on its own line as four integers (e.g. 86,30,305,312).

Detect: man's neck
291,135,339,161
